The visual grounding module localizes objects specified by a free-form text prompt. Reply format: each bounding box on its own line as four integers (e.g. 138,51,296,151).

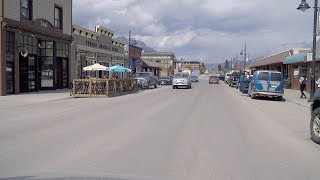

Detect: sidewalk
284,88,311,108
0,89,72,109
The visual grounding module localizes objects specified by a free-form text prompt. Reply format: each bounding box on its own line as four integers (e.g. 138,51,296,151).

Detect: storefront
128,45,143,74
283,53,320,92
1,19,72,95
141,59,162,77
71,25,125,80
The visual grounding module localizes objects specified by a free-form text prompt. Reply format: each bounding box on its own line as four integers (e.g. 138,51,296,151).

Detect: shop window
300,66,307,78
39,40,53,57
293,67,299,79
20,35,37,55
21,0,32,20
54,6,62,29
309,67,319,78
6,31,15,94
55,42,69,58
40,57,53,88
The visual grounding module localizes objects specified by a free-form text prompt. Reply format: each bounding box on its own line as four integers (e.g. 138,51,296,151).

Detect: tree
224,60,229,70
218,64,222,72
200,63,206,74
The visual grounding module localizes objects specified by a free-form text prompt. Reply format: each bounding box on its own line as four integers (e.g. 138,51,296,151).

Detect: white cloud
73,0,314,63
113,9,127,15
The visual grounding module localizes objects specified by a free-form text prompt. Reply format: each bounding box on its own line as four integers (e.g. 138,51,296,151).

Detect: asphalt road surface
1,78,320,180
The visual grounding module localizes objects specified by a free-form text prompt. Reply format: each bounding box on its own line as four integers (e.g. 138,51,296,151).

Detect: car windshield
135,73,150,77
160,76,169,79
175,73,188,78
191,76,198,78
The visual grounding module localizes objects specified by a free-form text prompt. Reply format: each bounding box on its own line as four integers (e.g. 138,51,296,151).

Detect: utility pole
236,54,238,70
128,30,132,72
244,44,247,73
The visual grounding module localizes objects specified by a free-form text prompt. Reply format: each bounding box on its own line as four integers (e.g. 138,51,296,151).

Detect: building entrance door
19,55,38,93
56,58,63,89
28,55,37,92
19,55,28,93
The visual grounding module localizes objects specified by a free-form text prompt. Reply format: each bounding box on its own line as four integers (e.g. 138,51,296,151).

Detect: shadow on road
251,96,286,102
0,176,128,180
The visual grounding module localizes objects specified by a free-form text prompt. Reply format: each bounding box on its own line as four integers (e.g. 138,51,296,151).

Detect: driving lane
0,78,320,180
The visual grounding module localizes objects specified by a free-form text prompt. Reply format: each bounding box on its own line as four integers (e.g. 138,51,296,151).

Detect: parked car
218,74,225,81
225,73,231,83
209,75,219,84
172,72,192,89
191,76,199,82
310,89,320,144
237,75,253,93
229,72,240,87
248,70,284,100
135,72,158,89
158,76,172,85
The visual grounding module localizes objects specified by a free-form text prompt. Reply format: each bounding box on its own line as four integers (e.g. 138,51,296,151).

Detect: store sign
33,19,54,30
307,53,312,62
40,20,48,28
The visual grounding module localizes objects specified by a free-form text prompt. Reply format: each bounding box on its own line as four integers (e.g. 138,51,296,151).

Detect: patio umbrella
83,63,108,71
83,63,108,79
109,65,132,72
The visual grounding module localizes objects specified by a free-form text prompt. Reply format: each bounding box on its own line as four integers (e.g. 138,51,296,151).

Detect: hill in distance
116,37,157,53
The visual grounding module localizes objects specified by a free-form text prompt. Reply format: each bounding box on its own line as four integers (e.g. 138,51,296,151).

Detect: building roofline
142,52,175,56
73,25,100,36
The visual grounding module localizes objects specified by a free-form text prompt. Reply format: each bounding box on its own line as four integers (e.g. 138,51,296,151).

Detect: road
0,78,320,180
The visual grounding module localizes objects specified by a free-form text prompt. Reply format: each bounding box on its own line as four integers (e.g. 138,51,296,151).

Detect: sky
73,0,315,63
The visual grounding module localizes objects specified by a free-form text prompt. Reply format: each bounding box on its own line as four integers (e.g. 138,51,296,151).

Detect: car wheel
147,82,150,89
154,83,157,88
311,107,320,144
277,96,283,101
172,85,175,89
251,93,256,99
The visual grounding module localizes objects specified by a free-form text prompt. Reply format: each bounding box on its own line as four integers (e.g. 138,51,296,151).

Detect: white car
225,73,231,83
172,72,191,89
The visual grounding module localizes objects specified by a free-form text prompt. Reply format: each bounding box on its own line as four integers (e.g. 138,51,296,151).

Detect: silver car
135,72,158,89
172,72,192,89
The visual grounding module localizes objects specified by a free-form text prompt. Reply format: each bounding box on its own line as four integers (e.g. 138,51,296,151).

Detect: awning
141,60,162,68
283,53,306,64
248,50,290,68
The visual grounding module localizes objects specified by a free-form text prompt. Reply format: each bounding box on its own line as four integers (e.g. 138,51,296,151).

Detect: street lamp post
128,30,131,71
297,0,318,100
240,44,247,74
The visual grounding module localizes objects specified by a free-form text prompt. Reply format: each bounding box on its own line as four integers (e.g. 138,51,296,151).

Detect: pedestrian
299,75,307,99
316,76,320,88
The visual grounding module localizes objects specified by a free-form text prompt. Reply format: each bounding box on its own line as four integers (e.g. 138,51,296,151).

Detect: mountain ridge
116,37,157,53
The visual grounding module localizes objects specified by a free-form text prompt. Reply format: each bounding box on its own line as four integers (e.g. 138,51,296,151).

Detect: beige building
71,25,126,79
0,0,72,95
142,52,177,76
